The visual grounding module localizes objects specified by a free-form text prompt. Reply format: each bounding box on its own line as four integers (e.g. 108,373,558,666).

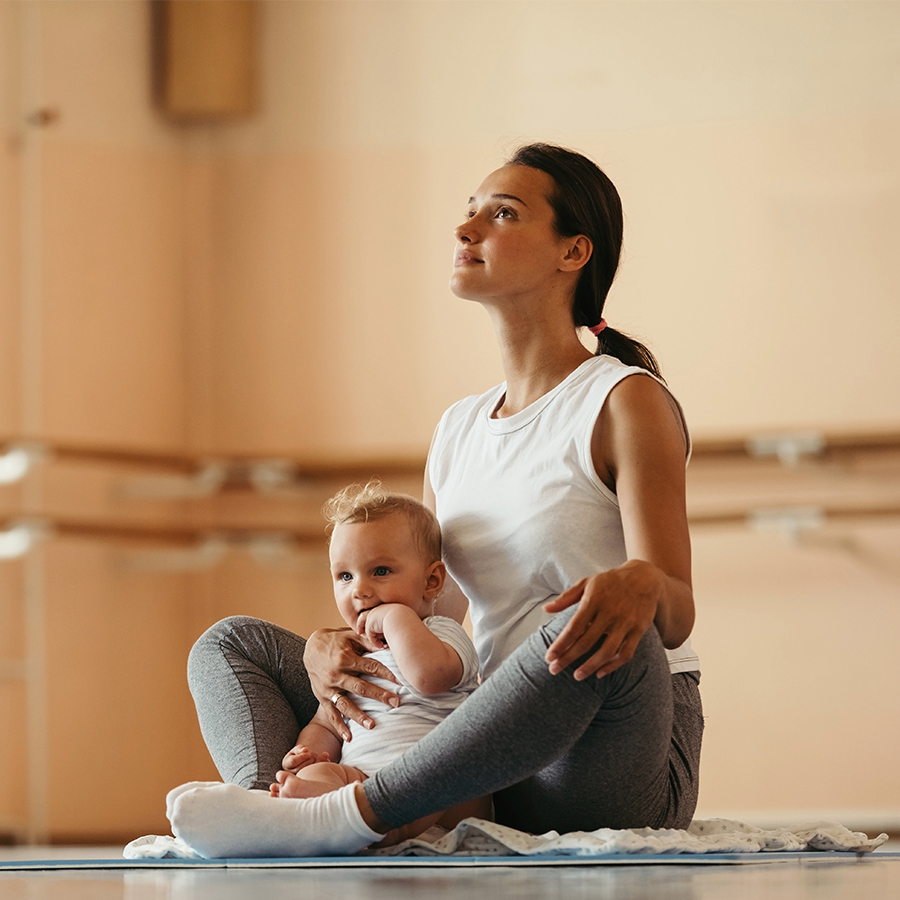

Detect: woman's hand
543,560,665,680
303,628,400,740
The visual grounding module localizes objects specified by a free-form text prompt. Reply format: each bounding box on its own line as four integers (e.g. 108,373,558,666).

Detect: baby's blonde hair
323,479,442,564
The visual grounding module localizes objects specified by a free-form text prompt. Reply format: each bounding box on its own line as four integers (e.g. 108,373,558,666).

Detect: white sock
167,781,385,858
165,781,223,823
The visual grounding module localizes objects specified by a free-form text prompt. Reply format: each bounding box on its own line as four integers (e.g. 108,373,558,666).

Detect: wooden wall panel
42,540,197,840
154,0,257,121
39,143,188,449
0,122,21,437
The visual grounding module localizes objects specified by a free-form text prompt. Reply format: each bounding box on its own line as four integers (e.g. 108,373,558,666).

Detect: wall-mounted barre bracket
113,536,229,571
113,532,322,572
114,462,227,499
746,432,825,468
0,442,52,484
0,519,52,559
113,459,324,499
246,460,320,497
748,506,825,542
245,533,321,569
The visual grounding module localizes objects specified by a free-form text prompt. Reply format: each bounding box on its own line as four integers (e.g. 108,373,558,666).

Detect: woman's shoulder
591,358,691,462
439,381,506,425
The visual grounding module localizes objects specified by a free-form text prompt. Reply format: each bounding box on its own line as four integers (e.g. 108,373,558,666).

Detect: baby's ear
424,560,446,599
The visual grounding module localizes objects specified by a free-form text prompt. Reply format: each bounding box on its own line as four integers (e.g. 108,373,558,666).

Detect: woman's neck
487,305,592,418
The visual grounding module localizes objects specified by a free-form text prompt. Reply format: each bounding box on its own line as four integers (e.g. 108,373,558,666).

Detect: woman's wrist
619,558,693,649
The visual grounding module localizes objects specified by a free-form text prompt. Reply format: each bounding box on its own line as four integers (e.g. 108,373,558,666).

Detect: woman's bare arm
544,373,694,679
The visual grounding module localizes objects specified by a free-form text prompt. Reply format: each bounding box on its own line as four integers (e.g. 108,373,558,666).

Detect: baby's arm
362,605,463,695
283,705,344,772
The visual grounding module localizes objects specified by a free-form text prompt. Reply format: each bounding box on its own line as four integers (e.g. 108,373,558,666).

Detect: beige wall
200,0,900,452
0,0,898,839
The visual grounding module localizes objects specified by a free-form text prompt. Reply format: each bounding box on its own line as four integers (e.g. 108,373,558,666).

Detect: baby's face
329,514,434,636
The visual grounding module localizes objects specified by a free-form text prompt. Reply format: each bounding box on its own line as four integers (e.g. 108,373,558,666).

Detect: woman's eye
465,209,476,219
374,566,390,576
496,207,513,219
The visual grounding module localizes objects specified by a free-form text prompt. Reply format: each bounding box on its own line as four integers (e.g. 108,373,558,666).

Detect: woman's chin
448,278,485,303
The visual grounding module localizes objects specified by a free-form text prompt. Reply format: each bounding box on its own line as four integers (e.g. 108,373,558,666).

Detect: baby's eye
338,572,352,582
374,566,390,576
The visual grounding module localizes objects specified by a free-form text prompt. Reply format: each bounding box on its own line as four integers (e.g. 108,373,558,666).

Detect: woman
172,143,703,858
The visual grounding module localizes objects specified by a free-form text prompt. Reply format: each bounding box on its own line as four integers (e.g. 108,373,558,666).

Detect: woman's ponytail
508,143,663,380
596,326,663,380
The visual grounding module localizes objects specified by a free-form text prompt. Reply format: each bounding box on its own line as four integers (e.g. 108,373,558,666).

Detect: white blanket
124,816,888,860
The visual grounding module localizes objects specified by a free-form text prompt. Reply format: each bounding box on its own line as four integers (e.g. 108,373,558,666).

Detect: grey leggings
188,611,703,832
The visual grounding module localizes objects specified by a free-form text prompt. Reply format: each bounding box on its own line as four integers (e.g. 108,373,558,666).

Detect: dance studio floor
1,844,900,900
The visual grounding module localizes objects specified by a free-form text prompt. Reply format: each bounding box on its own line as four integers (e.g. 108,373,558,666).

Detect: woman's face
450,164,572,305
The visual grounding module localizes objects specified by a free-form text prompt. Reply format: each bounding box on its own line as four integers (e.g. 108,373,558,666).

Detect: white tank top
428,355,700,679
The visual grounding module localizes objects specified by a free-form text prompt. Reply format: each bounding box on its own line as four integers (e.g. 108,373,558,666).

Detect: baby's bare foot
273,770,332,800
282,746,330,774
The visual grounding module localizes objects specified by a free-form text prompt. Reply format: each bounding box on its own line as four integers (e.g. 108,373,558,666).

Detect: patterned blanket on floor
124,817,888,860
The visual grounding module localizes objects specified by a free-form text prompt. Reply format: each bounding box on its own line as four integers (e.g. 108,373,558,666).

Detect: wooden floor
1,846,900,899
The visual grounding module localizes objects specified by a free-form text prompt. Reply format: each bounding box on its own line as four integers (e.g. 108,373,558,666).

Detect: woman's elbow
659,604,695,650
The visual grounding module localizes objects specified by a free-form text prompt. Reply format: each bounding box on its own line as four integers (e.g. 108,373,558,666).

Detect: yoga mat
2,851,898,871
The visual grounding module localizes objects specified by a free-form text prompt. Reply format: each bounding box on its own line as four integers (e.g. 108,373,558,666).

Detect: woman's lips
455,251,483,266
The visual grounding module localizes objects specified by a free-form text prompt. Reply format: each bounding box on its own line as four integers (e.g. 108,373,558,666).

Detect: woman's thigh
187,616,318,790
366,609,679,832
492,622,675,834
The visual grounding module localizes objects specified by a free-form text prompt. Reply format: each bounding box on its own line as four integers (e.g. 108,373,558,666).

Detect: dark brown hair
507,143,662,379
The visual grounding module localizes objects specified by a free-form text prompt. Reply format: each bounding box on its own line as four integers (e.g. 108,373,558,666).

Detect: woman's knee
187,616,273,685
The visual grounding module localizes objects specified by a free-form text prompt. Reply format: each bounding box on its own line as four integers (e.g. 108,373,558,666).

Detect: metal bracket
113,536,228,571
0,519,52,559
747,432,825,468
113,533,322,572
114,462,227,499
748,507,825,543
0,443,51,484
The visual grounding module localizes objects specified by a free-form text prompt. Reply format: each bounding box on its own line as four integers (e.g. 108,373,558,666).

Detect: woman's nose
455,217,475,243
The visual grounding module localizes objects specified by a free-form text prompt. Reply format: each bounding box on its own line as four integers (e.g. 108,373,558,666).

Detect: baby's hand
358,607,390,650
281,745,331,774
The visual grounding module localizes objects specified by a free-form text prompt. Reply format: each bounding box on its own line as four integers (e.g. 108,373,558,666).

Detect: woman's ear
560,234,593,273
424,560,447,600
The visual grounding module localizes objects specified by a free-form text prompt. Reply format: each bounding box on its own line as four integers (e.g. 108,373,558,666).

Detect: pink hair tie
588,319,608,336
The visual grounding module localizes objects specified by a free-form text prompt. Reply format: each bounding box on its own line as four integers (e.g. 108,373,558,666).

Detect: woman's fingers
304,628,401,724
315,693,353,739
545,568,658,678
576,629,641,680
543,579,586,613
545,597,604,670
547,614,617,676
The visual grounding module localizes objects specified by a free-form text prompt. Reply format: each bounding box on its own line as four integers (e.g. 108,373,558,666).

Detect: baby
271,481,487,830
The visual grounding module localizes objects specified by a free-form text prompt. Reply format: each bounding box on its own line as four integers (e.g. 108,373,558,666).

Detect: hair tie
588,319,608,336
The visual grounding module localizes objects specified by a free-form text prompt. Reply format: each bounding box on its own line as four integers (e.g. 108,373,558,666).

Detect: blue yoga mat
1,851,897,871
